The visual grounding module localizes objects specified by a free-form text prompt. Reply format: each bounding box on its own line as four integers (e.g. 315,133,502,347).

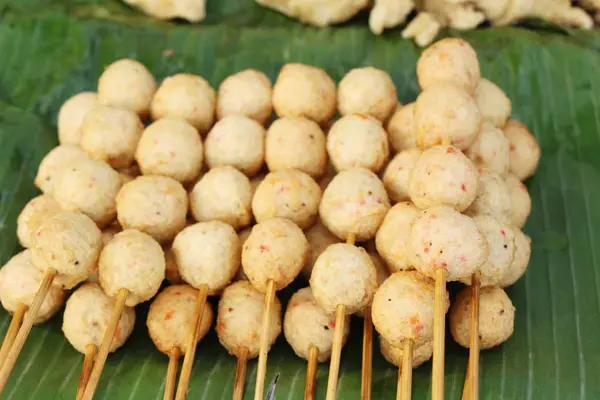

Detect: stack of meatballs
0,35,539,392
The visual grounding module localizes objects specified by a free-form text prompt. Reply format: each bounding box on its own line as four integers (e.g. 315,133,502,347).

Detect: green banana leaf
1,1,600,398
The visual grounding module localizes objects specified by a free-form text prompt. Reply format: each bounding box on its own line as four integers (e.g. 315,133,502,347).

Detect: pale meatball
355,252,390,318
416,38,481,93
204,116,266,176
465,168,513,225
375,202,420,272
284,287,350,362
98,59,156,116
63,283,135,354
320,168,390,241
135,118,204,184
35,145,90,194
265,117,327,178
408,145,478,212
189,166,252,230
242,218,308,293
58,92,99,146
0,250,66,323
475,78,511,128
217,281,282,359
414,84,481,150
465,122,510,176
164,245,182,284
450,287,515,349
383,148,422,203
116,176,188,243
310,243,377,314
234,228,252,281
80,105,143,169
380,337,433,369
505,173,531,229
151,74,216,134
500,229,531,287
327,114,390,173
53,157,122,228
88,225,122,282
173,221,240,295
387,102,417,152
99,229,165,307
17,195,62,248
217,69,273,125
337,67,397,122
32,212,102,289
272,63,336,126
123,0,206,22
409,206,488,281
504,120,541,181
147,285,213,354
373,271,447,347
301,220,340,280
252,170,321,229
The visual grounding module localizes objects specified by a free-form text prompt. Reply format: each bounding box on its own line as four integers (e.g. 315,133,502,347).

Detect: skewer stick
77,344,97,399
0,268,57,392
233,347,249,400
325,304,346,400
465,271,480,400
304,345,319,400
462,363,471,400
398,339,414,400
431,268,447,400
79,288,129,400
164,347,181,400
0,303,27,370
175,283,209,400
254,279,276,400
361,307,373,400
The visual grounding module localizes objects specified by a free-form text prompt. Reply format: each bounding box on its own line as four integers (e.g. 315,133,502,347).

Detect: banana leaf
0,1,600,398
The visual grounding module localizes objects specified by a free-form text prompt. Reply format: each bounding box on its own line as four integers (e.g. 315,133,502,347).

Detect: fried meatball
337,67,397,122
35,145,90,194
58,92,99,146
387,102,417,152
465,168,512,225
375,202,420,272
504,119,541,181
98,59,156,116
474,78,511,128
505,173,531,229
17,195,62,248
380,337,433,369
217,69,273,125
383,148,422,203
465,122,510,176
301,220,340,280
500,228,531,287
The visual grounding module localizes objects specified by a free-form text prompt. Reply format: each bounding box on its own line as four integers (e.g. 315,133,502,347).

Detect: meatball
35,145,90,194
151,74,216,134
17,195,62,248
98,59,157,116
355,252,390,318
58,92,99,146
380,337,433,369
387,102,417,152
53,157,122,228
252,169,322,229
301,220,340,280
173,221,240,295
383,148,422,203
327,114,390,173
147,285,213,354
310,243,377,314
319,168,390,241
265,117,327,178
63,283,135,354
505,173,531,229
204,116,266,177
217,281,282,359
217,69,273,125
337,67,397,122
450,286,515,349
135,118,204,184
465,122,510,176
31,211,102,289
272,63,336,126
408,145,478,212
465,168,513,225
500,229,531,287
414,84,481,150
99,229,165,307
284,287,350,362
242,218,308,293
375,202,420,272
474,78,511,128
189,166,252,231
116,176,188,243
0,250,65,323
504,119,541,181
409,206,488,281
416,38,481,94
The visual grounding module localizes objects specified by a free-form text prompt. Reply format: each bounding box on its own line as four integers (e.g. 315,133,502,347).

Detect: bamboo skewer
464,271,480,400
233,347,249,400
0,303,27,371
175,283,208,400
164,347,181,400
361,307,373,400
77,343,97,400
0,268,57,393
432,267,447,400
79,288,129,400
398,339,414,400
254,279,276,400
304,345,319,400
